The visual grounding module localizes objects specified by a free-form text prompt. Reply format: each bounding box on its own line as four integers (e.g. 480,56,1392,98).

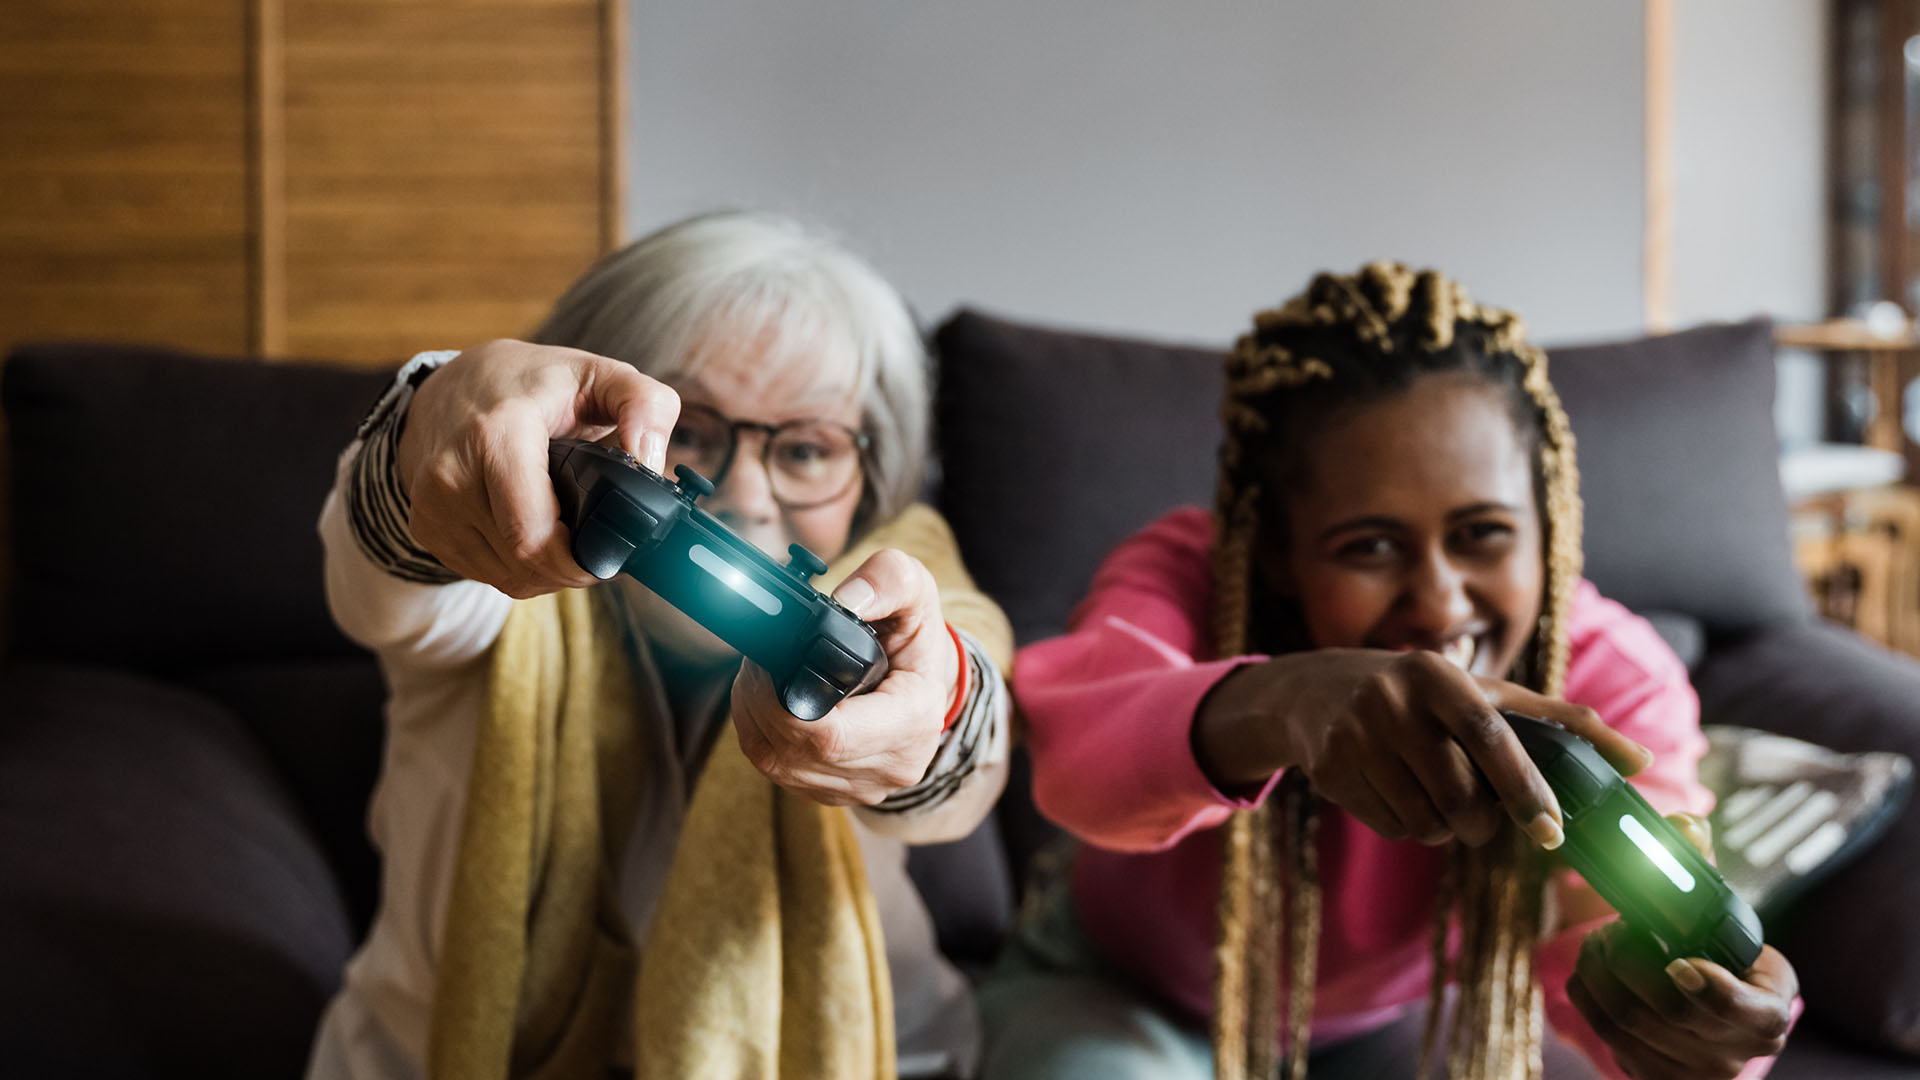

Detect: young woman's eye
1336,536,1398,562
1456,521,1515,547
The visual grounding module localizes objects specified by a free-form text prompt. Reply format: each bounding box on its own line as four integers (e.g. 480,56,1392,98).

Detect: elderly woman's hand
394,340,682,598
729,548,961,805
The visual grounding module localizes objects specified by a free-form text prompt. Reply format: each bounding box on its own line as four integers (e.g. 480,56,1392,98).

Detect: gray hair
531,210,929,537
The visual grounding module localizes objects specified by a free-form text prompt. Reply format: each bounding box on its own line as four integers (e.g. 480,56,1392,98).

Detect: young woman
986,264,1796,1080
307,212,1011,1079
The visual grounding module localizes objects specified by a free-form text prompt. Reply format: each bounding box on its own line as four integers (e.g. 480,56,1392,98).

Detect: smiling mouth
1369,631,1490,676
1441,634,1479,673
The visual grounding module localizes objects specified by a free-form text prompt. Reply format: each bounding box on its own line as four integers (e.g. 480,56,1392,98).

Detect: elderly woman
305,212,1011,1080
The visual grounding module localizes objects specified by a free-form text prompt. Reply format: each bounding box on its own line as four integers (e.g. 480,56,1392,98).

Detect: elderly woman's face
671,337,867,562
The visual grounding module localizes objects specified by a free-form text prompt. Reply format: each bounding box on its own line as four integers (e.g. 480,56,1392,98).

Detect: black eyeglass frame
672,402,873,511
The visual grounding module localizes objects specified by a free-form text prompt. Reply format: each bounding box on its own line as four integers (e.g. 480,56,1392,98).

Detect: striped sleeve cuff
344,350,463,585
869,626,1007,816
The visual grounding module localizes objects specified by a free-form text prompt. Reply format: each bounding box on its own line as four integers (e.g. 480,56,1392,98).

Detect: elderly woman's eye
774,440,837,471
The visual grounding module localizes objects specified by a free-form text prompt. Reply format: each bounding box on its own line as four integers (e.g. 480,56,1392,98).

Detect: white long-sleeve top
304,353,1008,1080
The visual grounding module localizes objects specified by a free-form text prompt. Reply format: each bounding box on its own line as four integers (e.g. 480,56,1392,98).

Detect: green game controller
1504,710,1764,973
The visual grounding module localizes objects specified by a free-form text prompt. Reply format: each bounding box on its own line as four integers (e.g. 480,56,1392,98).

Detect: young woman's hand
1570,920,1796,1079
393,340,682,598
729,548,961,806
1568,812,1796,1078
1194,648,1652,849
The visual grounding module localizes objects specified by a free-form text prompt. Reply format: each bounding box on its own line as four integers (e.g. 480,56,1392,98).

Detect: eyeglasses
665,402,871,510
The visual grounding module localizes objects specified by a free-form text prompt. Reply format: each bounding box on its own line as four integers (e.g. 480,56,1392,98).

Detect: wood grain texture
0,0,618,364
253,0,287,354
276,0,614,365
0,0,253,356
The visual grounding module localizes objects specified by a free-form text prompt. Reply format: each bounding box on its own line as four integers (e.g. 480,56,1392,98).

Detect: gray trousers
975,857,1606,1080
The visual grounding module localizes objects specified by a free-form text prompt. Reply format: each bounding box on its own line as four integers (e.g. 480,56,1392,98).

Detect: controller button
805,637,867,686
573,517,637,579
782,669,840,721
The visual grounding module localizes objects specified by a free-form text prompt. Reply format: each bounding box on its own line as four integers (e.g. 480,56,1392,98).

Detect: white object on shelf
1778,442,1906,502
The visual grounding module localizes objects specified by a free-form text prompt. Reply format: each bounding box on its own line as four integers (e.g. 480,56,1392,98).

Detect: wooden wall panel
0,0,253,356
274,0,617,365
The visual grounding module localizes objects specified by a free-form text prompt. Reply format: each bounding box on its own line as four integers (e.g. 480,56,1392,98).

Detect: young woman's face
1262,374,1544,679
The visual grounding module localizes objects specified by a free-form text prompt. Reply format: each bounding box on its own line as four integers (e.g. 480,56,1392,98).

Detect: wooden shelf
1776,319,1920,352
1792,484,1920,656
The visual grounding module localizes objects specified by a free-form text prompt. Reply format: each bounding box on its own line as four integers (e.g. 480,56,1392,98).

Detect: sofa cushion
1547,319,1811,632
0,660,355,1076
1693,620,1920,1056
934,310,1221,645
3,343,391,669
185,659,389,934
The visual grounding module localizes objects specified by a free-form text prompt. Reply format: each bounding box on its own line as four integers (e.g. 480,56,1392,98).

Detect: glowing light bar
1619,814,1696,893
689,543,782,616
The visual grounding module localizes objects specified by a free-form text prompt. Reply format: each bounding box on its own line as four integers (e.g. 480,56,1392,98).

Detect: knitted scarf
427,504,1009,1078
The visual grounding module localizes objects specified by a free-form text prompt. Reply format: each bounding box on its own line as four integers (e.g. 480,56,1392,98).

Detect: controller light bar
689,543,783,616
1619,813,1696,893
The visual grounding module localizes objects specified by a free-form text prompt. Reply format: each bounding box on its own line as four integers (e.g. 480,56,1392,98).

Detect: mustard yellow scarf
428,505,1010,1079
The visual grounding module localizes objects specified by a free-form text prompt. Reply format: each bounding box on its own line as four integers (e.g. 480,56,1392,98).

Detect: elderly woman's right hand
393,339,681,598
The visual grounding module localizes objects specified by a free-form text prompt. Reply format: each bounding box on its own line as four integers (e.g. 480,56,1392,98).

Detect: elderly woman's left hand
730,547,960,806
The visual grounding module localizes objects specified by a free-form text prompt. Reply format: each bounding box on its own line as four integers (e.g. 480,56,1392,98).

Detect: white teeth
1442,636,1478,672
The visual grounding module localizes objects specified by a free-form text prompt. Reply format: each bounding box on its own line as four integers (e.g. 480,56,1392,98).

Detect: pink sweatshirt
1014,508,1781,1079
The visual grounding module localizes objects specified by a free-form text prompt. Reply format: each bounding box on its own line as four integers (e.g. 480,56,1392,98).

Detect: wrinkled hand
1195,649,1652,849
394,340,681,598
731,548,961,805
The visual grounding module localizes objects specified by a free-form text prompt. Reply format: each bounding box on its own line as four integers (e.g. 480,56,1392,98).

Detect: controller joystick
787,544,829,582
673,465,715,500
549,438,888,720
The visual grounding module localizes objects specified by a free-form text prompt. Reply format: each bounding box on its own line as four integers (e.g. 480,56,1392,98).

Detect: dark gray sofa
2,312,1917,1077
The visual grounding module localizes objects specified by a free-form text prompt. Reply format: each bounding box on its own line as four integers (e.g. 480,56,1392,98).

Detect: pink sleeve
1013,508,1283,852
1538,582,1791,1079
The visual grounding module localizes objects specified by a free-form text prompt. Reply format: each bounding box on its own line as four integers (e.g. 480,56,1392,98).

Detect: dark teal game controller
549,437,887,721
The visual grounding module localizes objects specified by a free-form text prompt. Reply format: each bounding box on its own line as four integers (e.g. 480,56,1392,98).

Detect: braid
1210,483,1268,1079
1209,262,1582,1080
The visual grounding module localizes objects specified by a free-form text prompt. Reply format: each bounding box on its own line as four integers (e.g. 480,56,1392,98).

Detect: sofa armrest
1693,620,1920,1057
0,661,355,1075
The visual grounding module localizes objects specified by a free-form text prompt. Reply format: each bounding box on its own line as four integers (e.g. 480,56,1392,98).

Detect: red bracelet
940,622,969,732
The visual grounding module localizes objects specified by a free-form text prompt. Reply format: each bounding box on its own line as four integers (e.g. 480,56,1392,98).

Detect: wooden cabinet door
269,0,624,364
0,0,624,366
0,0,254,357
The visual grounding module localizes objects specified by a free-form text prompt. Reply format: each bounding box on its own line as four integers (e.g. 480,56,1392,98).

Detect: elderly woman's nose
713,451,779,514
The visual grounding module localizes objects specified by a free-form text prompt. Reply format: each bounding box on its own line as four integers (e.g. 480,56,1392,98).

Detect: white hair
530,211,929,535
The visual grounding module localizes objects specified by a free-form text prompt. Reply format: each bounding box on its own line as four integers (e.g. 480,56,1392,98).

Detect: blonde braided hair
1209,262,1583,1080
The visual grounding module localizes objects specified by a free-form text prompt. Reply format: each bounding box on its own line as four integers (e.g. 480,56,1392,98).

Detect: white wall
629,1,1648,347
1668,0,1828,328
1668,0,1830,446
